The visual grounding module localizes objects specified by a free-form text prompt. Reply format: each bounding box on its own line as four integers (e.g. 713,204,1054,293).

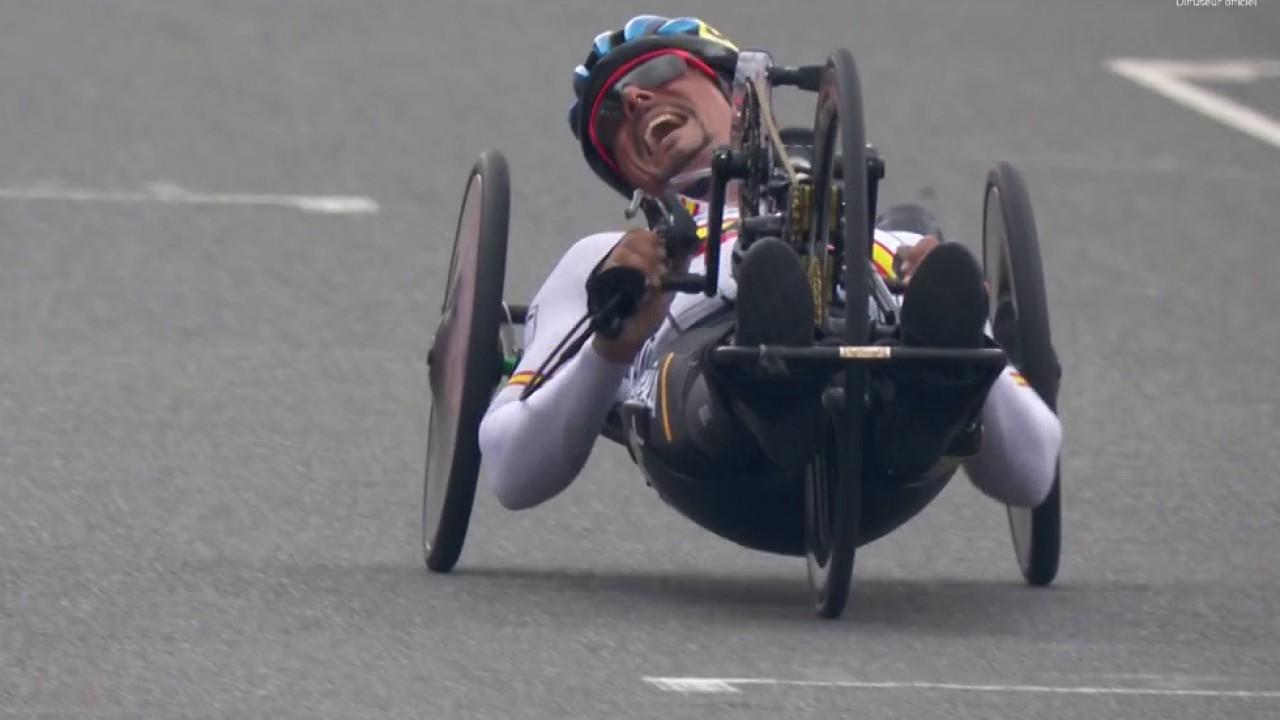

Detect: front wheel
804,47,870,619
804,409,861,618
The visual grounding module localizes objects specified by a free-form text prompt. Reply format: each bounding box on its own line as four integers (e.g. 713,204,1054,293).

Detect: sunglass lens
619,54,688,91
593,54,690,151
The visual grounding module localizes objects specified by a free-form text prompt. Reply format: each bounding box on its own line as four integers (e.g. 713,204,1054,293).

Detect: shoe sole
734,238,814,348
899,242,987,349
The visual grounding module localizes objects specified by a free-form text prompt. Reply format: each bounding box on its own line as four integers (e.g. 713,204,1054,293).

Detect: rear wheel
423,150,511,573
805,48,869,619
981,161,1063,586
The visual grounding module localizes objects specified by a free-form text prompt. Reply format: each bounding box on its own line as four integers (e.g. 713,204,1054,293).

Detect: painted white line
645,678,741,694
1107,58,1280,150
0,180,379,215
1114,59,1280,83
644,676,1280,700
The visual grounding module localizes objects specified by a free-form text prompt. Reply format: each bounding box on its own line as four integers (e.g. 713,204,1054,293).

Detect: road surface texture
2,1,1278,718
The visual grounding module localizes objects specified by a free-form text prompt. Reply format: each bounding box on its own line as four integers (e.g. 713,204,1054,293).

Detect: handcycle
421,46,1063,619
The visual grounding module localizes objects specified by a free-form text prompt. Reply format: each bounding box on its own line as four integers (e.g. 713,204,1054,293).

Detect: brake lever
526,192,701,391
626,190,704,293
591,192,708,339
657,194,706,294
625,190,699,259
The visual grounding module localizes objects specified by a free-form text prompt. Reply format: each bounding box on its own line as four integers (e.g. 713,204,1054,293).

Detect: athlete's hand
896,234,941,284
592,228,685,363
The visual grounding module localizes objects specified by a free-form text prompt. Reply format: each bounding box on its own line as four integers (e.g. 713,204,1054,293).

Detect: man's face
599,57,732,196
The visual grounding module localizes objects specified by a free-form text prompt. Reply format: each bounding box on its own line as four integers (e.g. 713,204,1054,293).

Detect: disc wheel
423,150,510,573
804,48,870,619
981,161,1063,586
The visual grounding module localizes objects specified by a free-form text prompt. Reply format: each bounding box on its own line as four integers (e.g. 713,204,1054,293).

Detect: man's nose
621,86,655,117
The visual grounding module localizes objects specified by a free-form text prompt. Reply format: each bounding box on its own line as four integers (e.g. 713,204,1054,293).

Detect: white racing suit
478,198,1061,552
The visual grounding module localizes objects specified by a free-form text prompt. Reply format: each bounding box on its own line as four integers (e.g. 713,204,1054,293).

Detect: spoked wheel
981,161,1063,586
805,48,870,619
423,150,510,573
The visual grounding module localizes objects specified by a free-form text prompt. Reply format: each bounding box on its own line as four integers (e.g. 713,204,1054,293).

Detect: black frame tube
703,148,738,297
711,345,1007,366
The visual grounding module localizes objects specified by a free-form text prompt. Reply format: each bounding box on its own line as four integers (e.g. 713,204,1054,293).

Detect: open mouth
641,110,688,157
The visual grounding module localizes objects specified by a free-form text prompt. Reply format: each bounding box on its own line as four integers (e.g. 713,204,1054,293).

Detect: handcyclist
477,15,1062,553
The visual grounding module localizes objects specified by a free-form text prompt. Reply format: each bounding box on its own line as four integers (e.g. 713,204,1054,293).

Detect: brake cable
518,192,699,402
517,295,622,401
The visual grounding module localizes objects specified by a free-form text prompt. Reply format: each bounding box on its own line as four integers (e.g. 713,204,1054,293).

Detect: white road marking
646,678,742,694
1107,58,1280,150
644,676,1280,700
0,180,379,215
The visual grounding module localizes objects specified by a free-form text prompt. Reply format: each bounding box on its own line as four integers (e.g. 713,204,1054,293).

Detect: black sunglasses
593,54,693,144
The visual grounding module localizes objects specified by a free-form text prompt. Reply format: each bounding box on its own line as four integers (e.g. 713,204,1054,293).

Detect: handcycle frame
422,46,1062,620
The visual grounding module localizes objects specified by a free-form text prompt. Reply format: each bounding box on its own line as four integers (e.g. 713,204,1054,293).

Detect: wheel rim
1008,499,1036,570
423,172,484,554
985,183,1037,572
805,428,836,590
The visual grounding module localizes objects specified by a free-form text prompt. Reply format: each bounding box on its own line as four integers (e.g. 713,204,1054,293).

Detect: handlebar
587,191,703,339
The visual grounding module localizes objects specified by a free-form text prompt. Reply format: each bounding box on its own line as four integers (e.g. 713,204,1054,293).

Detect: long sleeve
477,231,630,510
962,365,1063,507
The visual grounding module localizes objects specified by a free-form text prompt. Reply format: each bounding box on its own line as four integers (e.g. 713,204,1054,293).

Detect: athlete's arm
963,364,1062,508
478,232,632,510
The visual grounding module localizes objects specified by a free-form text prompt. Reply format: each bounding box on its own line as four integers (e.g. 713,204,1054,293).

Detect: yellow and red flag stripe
693,219,739,257
507,371,541,388
871,239,897,280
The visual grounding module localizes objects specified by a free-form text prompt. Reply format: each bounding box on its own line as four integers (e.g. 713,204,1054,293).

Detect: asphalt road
2,1,1278,718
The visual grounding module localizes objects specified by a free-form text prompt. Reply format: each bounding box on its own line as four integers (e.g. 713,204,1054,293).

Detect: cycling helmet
568,15,739,197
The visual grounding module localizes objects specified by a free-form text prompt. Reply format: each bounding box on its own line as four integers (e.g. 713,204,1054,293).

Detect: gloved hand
590,228,684,363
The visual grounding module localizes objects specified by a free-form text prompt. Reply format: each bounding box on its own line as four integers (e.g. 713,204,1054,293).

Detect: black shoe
721,238,824,469
873,242,994,478
899,242,987,349
733,238,813,348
